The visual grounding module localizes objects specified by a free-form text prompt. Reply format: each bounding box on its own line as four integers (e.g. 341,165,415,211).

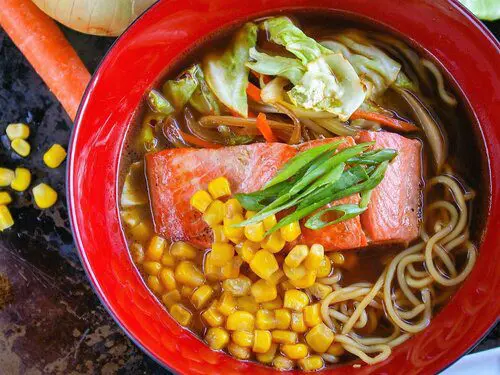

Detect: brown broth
118,11,489,369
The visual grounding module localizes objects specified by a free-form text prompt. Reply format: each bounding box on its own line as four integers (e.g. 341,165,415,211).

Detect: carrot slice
256,113,277,142
351,110,419,132
179,130,221,149
0,0,91,121
246,82,262,102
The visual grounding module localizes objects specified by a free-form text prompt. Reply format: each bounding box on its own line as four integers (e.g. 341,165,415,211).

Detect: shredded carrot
246,82,262,102
351,110,419,132
179,130,221,149
256,113,277,142
0,0,91,121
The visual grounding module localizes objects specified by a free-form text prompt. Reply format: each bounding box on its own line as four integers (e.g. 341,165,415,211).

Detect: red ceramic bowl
68,0,500,373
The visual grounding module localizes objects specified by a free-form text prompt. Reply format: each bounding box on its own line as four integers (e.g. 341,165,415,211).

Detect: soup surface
118,13,485,371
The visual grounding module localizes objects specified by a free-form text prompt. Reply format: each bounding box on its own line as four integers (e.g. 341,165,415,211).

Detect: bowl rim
67,0,500,373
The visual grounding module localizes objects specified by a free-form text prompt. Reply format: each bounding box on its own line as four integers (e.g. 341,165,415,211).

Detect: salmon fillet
145,131,422,251
357,131,422,245
146,143,296,248
297,138,368,250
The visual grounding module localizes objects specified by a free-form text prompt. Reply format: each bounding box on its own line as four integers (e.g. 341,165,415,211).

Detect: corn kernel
204,253,221,281
274,309,291,330
280,280,295,291
256,343,278,363
212,224,227,243
271,330,297,344
228,342,251,360
175,261,205,287
289,270,316,288
160,252,176,267
190,190,213,213
170,303,192,326
43,144,67,168
244,222,266,242
210,242,234,266
203,200,225,227
0,192,12,205
146,275,164,294
304,303,322,327
146,236,167,261
205,327,230,350
170,241,197,260
130,221,153,242
237,295,259,314
202,302,225,327
327,343,345,356
261,231,285,253
261,297,282,310
284,290,309,311
10,168,31,192
239,240,259,263
11,139,30,157
317,256,332,278
285,245,309,268
291,312,307,333
218,292,237,316
32,183,57,209
232,330,254,347
223,213,244,241
298,355,324,371
224,198,242,218
283,264,307,281
130,243,145,264
256,309,276,330
226,311,255,331
161,289,181,308
6,123,30,140
191,285,214,309
308,283,332,299
181,285,196,298
159,268,176,291
280,221,301,242
263,214,277,231
0,168,15,187
0,205,14,231
220,255,242,279
282,343,309,360
208,177,231,199
305,323,334,353
304,244,324,270
267,269,285,285
329,252,345,266
143,261,162,276
250,250,278,280
253,330,272,353
222,276,251,296
273,355,294,370
245,210,256,219
251,279,277,303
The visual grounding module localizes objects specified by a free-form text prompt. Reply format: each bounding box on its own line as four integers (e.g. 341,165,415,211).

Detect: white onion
32,0,156,36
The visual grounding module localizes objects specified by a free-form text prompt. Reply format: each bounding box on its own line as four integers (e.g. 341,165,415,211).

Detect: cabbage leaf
189,65,220,115
321,31,401,97
246,47,305,85
203,22,258,117
162,67,198,109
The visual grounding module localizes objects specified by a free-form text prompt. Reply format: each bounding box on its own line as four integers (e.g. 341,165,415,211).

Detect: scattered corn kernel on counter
118,14,480,371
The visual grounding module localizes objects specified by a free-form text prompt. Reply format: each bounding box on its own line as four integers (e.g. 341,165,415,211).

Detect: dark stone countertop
0,19,498,375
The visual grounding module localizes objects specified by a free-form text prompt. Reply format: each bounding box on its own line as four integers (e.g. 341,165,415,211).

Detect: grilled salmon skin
145,131,422,250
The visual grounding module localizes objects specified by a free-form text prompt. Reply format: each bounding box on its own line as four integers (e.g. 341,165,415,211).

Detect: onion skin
32,0,156,36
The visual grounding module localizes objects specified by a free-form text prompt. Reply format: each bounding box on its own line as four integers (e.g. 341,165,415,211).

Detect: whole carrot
0,0,91,120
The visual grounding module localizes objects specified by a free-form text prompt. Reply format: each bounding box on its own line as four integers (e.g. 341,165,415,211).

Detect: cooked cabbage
246,47,305,85
121,162,148,208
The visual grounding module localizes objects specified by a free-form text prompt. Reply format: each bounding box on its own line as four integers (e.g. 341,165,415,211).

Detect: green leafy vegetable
162,67,198,109
203,22,258,117
246,47,305,85
189,65,220,115
305,204,367,229
147,90,174,115
261,77,289,104
321,31,401,97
